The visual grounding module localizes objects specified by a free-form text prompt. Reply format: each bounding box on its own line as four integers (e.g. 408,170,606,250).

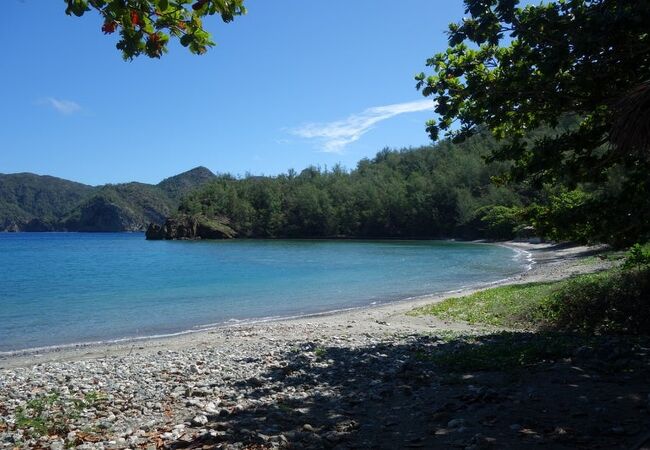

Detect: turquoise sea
0,233,531,353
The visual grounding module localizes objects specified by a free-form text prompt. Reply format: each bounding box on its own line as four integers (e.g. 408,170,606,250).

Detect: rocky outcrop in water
145,214,236,240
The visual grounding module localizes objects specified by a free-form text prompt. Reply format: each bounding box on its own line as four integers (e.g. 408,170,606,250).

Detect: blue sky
1,1,468,185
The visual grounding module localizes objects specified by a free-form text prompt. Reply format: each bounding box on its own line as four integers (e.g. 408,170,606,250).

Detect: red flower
101,21,117,34
147,33,164,57
130,10,140,26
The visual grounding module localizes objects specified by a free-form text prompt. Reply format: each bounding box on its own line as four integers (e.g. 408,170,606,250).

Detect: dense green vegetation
400,0,650,344
540,265,650,334
177,132,529,239
61,183,174,232
157,166,217,201
418,0,650,247
0,167,216,232
0,173,94,230
412,245,650,335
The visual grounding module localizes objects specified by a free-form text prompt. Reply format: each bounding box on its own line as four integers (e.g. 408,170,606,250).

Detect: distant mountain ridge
0,167,216,232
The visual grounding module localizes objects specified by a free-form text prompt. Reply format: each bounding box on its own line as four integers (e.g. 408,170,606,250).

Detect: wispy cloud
290,99,433,153
43,97,82,115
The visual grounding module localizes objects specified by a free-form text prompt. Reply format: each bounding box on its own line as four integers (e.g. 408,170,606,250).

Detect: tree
65,0,246,59
416,0,650,245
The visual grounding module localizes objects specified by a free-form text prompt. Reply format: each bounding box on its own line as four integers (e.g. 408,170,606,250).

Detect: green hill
175,132,526,240
0,167,216,232
0,173,94,231
60,183,175,232
158,166,217,201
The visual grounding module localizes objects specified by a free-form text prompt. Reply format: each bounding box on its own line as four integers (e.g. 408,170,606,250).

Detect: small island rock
145,214,236,240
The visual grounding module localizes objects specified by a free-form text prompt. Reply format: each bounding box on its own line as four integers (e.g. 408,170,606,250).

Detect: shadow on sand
169,332,650,449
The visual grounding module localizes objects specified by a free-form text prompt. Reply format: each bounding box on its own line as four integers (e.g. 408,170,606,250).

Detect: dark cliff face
62,197,142,232
22,219,57,232
146,215,236,240
60,184,174,232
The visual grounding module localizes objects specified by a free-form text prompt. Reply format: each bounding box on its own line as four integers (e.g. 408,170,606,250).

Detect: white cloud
44,97,82,115
290,99,433,153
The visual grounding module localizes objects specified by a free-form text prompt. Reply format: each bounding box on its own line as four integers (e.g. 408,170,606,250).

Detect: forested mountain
175,132,529,240
0,173,95,231
158,166,218,201
0,167,216,232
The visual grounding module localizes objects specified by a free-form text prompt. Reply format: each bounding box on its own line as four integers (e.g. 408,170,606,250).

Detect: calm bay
0,233,529,352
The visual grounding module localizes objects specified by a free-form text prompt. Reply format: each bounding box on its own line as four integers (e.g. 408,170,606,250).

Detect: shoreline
4,241,639,450
1,238,526,358
0,241,604,369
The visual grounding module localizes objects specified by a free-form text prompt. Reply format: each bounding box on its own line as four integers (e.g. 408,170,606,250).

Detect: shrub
538,266,650,335
623,243,650,269
470,205,522,240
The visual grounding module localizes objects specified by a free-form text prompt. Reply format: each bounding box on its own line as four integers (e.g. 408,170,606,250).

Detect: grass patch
411,264,650,335
409,282,564,329
15,393,72,438
13,390,107,441
576,249,626,266
428,332,578,372
419,332,648,373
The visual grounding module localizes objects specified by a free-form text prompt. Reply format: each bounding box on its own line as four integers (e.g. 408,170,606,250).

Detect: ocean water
0,233,531,353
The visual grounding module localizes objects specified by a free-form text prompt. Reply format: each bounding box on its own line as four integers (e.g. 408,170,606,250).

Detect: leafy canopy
417,0,650,245
65,0,246,59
